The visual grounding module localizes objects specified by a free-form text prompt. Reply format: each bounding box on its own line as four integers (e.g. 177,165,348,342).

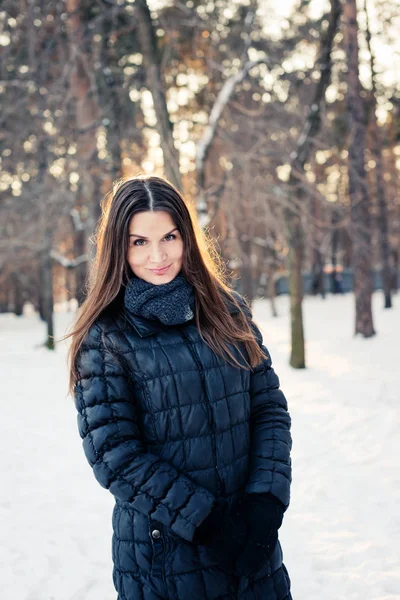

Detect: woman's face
127,210,184,284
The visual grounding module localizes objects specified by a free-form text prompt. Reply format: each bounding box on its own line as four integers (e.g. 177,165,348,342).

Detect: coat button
151,529,161,539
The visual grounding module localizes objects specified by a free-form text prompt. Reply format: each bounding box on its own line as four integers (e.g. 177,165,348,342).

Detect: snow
1,292,399,600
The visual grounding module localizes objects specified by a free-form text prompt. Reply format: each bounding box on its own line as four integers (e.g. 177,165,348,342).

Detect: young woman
69,175,293,600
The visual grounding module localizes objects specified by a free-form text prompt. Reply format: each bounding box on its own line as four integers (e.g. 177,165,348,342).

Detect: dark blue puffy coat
74,295,292,599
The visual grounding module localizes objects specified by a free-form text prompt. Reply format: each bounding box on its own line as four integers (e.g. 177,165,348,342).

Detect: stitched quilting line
262,376,278,492
77,376,246,510
153,334,187,470
269,416,277,493
249,363,290,495
220,369,236,463
116,449,247,478
163,561,236,579
114,537,150,546
144,418,249,443
167,487,197,529
93,318,223,354
162,451,248,474
81,318,290,596
115,514,264,579
78,374,212,531
137,390,248,416
250,436,291,452
77,382,247,412
146,469,181,520
141,363,231,382
115,565,214,599
83,412,139,436
168,568,179,599
85,345,142,494
134,457,166,502
96,337,212,358
81,341,242,384
113,324,160,443
142,467,214,531
176,327,222,496
81,347,172,504
136,488,200,529
100,343,123,444
92,443,137,495
78,371,128,383
75,365,137,499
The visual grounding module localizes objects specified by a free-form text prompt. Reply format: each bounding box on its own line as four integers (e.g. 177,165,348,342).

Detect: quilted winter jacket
74,294,293,600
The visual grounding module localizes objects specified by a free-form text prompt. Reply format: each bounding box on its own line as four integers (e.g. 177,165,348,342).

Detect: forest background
1,0,400,368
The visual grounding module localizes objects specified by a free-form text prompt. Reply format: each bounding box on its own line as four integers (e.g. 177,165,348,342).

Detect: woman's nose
149,245,166,262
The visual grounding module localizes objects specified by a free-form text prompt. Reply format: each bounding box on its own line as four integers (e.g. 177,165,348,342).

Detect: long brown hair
67,175,267,393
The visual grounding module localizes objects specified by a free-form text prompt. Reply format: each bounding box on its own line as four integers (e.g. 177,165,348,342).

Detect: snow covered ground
1,292,399,600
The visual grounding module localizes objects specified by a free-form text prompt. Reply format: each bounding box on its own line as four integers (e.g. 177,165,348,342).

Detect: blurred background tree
0,0,399,362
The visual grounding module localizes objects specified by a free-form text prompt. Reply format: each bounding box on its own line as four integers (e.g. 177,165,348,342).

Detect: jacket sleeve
240,300,292,511
74,322,216,542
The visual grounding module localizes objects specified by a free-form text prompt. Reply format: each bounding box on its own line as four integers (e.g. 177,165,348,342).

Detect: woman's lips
149,264,171,275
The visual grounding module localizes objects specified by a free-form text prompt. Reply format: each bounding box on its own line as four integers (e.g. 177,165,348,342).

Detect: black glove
235,493,284,578
193,495,248,569
192,498,226,545
211,494,248,568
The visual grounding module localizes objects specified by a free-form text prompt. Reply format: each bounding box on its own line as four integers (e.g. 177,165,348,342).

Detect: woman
69,175,293,600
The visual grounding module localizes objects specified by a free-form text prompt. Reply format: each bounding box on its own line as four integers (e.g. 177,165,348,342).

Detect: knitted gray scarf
124,271,195,326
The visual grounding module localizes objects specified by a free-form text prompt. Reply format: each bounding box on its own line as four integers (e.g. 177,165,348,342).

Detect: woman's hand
235,493,284,577
192,498,227,545
193,495,248,568
193,492,283,577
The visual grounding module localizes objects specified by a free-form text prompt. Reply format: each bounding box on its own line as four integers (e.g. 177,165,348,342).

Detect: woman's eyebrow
128,227,178,239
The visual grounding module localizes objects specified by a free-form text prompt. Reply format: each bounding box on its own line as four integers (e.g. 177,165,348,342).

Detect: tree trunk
38,266,46,322
41,230,55,350
391,250,398,293
286,0,341,367
331,209,343,294
135,0,182,191
311,247,326,299
364,0,392,309
74,231,88,306
12,273,24,316
66,0,102,304
344,0,375,337
310,193,325,298
240,239,254,305
266,265,278,318
287,213,306,368
100,10,124,184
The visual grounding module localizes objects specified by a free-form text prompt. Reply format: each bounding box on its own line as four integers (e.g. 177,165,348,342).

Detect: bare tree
135,0,182,191
66,0,102,304
286,0,341,367
364,0,392,309
344,0,375,336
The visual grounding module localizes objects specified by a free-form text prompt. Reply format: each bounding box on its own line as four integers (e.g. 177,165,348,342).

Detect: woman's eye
132,234,176,247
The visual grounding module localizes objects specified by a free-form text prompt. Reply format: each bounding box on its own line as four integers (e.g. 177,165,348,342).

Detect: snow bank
1,292,399,599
